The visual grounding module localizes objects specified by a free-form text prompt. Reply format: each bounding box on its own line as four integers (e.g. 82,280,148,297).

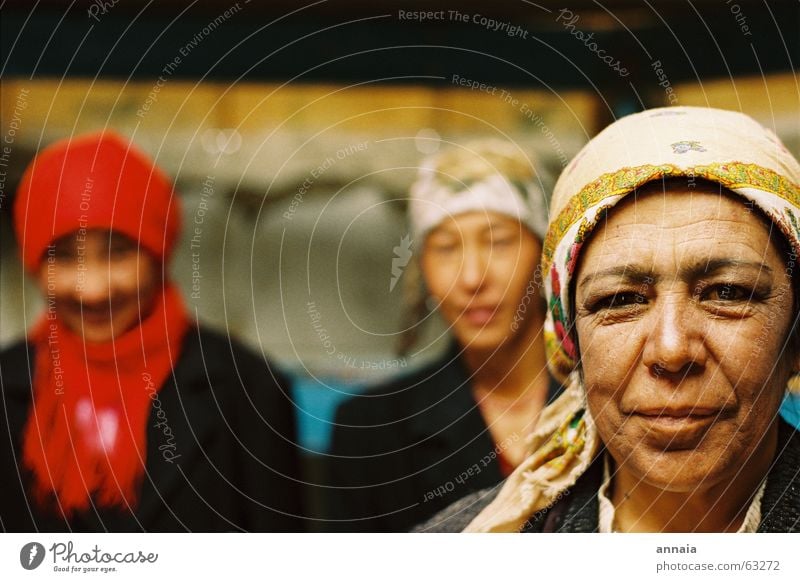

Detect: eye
52,245,78,261
491,236,515,248
109,245,134,260
700,283,750,302
591,291,646,311
107,236,137,260
427,240,458,254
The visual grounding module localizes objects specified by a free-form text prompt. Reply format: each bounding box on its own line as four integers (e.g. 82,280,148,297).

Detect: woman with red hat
0,132,304,531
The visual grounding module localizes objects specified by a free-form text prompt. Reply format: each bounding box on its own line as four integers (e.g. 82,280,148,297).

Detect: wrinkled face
421,211,544,352
37,229,161,343
574,184,797,493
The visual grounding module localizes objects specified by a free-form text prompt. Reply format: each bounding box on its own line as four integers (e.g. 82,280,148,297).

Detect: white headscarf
409,139,549,241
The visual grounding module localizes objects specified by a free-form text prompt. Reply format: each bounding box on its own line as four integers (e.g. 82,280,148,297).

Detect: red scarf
22,284,189,515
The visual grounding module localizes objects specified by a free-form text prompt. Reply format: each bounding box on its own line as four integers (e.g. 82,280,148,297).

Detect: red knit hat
14,132,180,270
15,131,190,516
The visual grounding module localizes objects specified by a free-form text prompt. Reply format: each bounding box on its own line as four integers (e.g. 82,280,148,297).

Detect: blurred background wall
2,0,799,508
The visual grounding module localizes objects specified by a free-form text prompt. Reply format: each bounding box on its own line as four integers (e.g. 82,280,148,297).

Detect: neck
463,317,548,398
611,423,778,532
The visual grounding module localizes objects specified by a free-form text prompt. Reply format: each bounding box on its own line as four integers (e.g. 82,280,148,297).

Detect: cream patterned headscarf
465,106,800,533
409,139,549,241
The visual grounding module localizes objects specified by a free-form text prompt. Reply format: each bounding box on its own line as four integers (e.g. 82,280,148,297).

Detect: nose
458,248,487,293
642,297,707,378
79,264,111,304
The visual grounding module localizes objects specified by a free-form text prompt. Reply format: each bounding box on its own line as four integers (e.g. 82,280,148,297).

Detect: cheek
138,262,161,305
109,259,156,299
114,266,141,294
709,308,793,401
581,338,627,414
498,253,533,285
585,381,631,455
720,351,787,435
578,318,645,434
421,255,454,299
487,248,537,296
39,265,79,300
576,316,642,382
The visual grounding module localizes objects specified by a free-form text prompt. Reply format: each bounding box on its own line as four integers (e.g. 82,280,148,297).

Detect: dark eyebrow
578,259,772,288
679,258,772,279
577,266,657,287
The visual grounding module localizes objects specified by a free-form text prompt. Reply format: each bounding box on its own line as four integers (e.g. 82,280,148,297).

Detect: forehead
427,211,522,236
52,229,136,248
584,185,775,259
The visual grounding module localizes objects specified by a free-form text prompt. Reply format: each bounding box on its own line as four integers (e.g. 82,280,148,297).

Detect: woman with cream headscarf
418,107,800,533
324,140,560,531
0,132,303,531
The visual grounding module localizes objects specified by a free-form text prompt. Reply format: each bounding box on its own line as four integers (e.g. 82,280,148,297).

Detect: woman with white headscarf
418,107,800,533
324,140,559,531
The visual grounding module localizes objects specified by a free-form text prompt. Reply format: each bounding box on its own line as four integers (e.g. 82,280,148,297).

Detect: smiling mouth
64,303,114,326
631,410,722,449
80,307,113,323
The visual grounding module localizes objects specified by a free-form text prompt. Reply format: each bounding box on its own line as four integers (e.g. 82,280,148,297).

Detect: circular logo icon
20,542,46,570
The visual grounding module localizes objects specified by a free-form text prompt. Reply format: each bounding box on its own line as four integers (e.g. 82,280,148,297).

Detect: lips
76,304,114,325
462,305,500,326
630,407,725,450
636,406,721,417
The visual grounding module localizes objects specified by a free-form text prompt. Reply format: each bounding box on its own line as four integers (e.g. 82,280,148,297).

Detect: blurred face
421,212,543,352
37,229,161,343
574,184,797,493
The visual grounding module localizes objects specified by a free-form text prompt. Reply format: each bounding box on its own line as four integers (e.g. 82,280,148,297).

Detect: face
574,184,797,493
421,211,543,353
37,229,161,343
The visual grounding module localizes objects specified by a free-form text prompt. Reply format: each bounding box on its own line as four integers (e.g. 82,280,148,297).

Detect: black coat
0,326,304,532
417,419,800,533
322,345,561,532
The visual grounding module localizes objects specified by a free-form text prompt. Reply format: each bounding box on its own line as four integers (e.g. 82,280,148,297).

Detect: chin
455,327,508,353
629,449,728,493
82,320,126,343
83,329,116,343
